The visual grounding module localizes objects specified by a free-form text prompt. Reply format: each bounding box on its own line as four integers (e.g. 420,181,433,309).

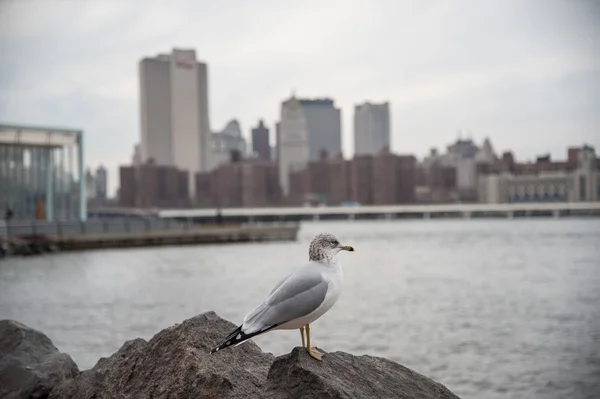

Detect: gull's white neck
314,253,340,268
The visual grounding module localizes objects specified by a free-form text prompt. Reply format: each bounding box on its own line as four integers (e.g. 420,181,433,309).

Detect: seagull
211,233,355,360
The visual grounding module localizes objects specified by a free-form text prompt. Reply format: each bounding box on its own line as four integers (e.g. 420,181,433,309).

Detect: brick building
327,157,352,205
370,152,416,204
287,151,416,206
415,162,457,204
195,160,281,208
118,166,137,207
350,155,373,205
118,161,189,208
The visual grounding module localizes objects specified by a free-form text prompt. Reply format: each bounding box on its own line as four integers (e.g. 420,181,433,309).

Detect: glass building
0,123,86,221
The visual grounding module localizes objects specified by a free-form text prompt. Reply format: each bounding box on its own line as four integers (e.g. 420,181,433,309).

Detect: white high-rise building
278,96,309,194
354,102,390,155
139,48,211,196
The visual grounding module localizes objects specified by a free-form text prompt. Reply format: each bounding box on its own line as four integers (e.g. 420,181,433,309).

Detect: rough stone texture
49,311,275,399
0,320,79,399
265,347,461,399
6,312,460,399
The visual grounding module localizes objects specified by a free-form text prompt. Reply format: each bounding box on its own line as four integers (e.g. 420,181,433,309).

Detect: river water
1,219,599,399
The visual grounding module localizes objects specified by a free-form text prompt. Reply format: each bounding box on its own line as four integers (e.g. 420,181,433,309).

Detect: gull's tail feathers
210,324,278,354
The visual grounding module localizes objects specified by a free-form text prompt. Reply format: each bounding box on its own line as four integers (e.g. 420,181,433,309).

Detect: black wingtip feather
210,324,279,354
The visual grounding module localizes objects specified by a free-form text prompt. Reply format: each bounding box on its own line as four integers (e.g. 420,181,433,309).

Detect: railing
154,202,600,223
159,201,600,218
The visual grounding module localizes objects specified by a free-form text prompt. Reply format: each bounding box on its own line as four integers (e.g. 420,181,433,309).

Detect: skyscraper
298,99,342,161
139,48,211,197
95,165,107,200
278,96,343,195
354,102,390,155
278,96,309,195
251,119,270,160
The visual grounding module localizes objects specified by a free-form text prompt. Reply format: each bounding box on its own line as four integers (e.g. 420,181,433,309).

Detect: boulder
0,320,79,399
49,311,460,399
49,311,275,399
264,347,460,399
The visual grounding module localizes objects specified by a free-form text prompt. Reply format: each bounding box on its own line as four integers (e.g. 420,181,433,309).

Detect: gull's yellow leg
305,324,323,361
299,327,306,347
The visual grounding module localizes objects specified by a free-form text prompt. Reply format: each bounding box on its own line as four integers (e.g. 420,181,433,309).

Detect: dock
0,220,300,257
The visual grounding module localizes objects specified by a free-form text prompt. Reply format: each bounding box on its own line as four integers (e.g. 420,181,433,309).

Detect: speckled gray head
308,233,355,262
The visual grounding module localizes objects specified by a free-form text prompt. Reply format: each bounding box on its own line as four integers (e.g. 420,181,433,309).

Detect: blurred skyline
1,0,599,196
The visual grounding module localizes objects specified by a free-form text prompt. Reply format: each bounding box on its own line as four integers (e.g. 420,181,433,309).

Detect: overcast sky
1,0,599,195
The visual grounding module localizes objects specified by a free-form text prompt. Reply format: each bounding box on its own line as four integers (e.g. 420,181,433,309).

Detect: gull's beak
341,245,355,252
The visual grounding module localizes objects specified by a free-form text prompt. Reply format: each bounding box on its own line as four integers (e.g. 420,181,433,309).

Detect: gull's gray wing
242,265,327,333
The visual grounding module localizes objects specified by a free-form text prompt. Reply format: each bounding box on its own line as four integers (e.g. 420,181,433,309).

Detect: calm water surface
1,219,599,399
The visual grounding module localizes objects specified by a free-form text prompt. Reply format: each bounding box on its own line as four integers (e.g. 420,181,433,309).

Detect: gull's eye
331,240,339,246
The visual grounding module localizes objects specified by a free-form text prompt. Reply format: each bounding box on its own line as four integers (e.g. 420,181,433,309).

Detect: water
1,219,599,399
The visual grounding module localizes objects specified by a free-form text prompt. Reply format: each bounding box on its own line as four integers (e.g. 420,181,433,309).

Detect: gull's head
309,233,354,262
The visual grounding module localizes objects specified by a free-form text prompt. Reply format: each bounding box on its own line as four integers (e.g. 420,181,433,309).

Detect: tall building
95,165,107,200
354,102,390,155
251,119,270,160
298,98,342,161
278,95,342,195
278,96,309,195
139,48,211,197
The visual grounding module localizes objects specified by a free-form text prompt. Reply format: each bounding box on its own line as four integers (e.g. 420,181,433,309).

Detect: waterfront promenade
160,201,600,222
0,219,299,256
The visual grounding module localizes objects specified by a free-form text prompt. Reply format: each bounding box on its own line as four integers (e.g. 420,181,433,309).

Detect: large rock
49,311,460,399
265,347,460,399
49,311,275,399
0,320,79,399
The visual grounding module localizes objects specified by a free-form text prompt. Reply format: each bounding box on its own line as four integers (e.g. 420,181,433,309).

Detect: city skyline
1,0,599,196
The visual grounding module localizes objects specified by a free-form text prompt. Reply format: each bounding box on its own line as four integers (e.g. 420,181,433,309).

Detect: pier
0,219,299,257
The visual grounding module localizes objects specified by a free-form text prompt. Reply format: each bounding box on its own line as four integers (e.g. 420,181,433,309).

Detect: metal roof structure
0,123,86,221
0,123,82,147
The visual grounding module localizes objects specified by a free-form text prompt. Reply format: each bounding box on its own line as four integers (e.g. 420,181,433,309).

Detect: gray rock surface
49,311,275,399
49,311,460,399
265,347,461,399
0,320,79,399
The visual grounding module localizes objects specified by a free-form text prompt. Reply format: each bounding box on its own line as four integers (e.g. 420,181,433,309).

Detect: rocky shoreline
0,312,460,398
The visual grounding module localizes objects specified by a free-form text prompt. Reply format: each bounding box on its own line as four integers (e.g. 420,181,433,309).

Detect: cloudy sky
1,0,599,195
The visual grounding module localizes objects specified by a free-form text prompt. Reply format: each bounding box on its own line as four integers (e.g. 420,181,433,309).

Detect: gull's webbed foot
307,346,323,361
